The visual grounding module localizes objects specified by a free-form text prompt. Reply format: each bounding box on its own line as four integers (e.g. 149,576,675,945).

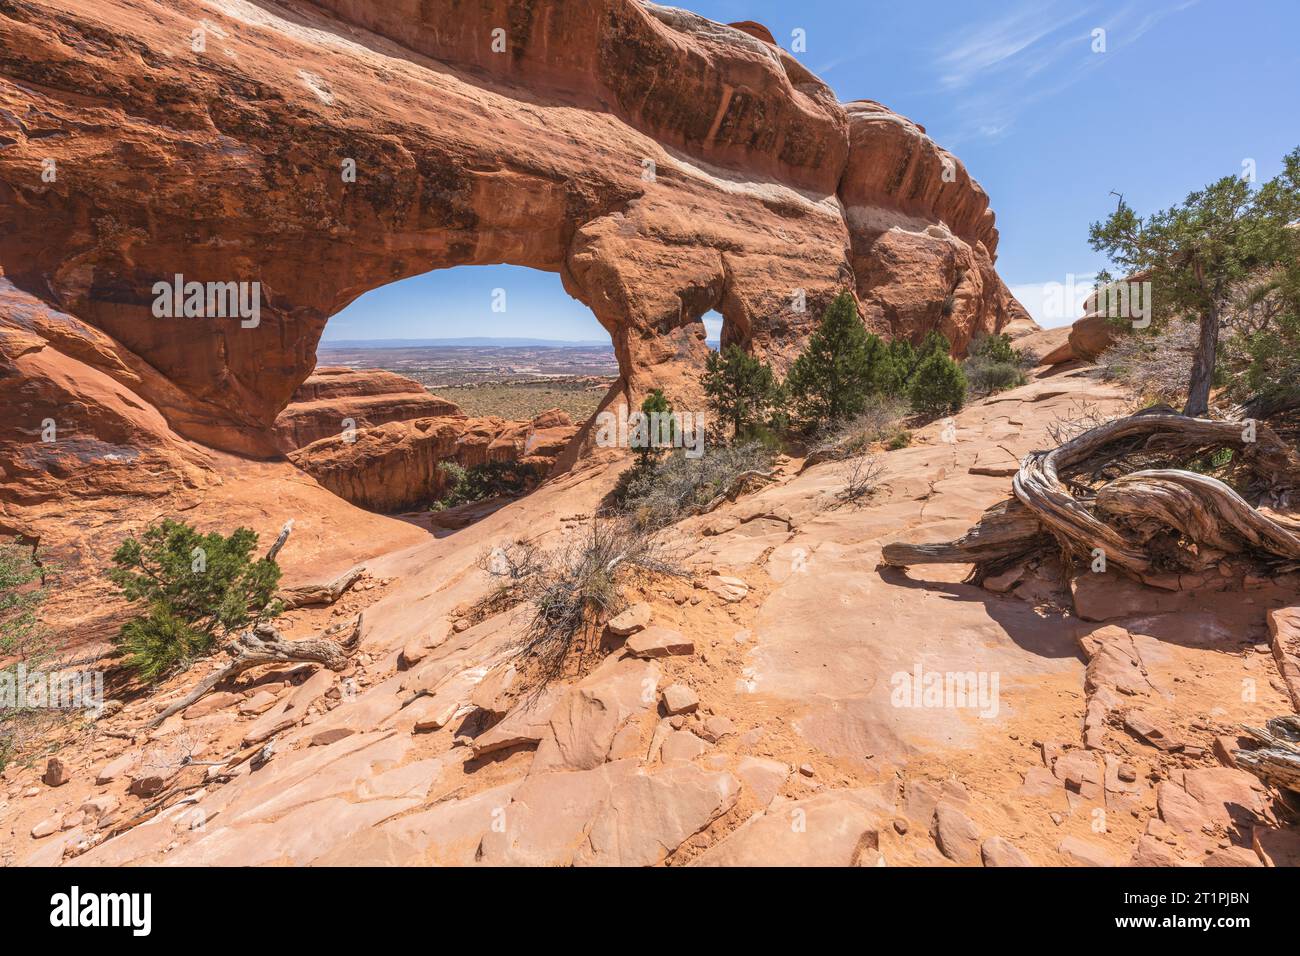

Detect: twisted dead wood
146,614,363,727
1236,716,1300,796
275,565,365,609
882,411,1300,578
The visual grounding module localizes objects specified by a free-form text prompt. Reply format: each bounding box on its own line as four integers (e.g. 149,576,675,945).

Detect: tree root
145,614,363,728
275,565,365,609
1236,716,1300,796
881,410,1300,581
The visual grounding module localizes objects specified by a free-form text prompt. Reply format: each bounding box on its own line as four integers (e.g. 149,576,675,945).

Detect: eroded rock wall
0,0,1026,522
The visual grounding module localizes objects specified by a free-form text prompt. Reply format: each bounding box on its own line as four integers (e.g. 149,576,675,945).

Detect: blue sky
324,0,1299,340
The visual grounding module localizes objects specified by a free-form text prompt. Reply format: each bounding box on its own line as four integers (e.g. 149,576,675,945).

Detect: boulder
1266,607,1300,711
42,757,70,787
1058,835,1119,867
980,836,1032,867
705,575,749,603
95,753,135,786
931,802,982,865
607,603,652,636
531,657,659,772
625,627,695,659
661,683,699,715
694,790,890,866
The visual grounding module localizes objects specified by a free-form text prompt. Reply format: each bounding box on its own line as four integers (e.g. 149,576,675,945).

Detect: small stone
1058,835,1118,867
182,691,242,719
798,763,815,777
238,691,279,716
981,836,1033,867
700,715,735,743
1124,710,1185,751
310,727,356,747
931,802,982,865
61,811,86,830
660,730,708,763
661,683,699,715
414,702,460,733
625,627,694,659
80,795,118,818
452,619,471,632
705,574,749,603
128,774,168,798
398,637,429,670
42,757,70,787
892,817,909,835
1117,764,1138,783
30,817,59,839
607,603,652,636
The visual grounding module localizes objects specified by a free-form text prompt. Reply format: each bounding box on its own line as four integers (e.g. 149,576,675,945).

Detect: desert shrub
836,452,883,507
108,520,281,682
809,395,909,460
1096,319,1198,406
1045,400,1126,445
1,541,55,771
880,339,917,396
963,333,1031,398
0,539,49,665
964,358,1026,396
614,442,776,531
909,350,967,415
626,388,680,466
703,344,784,440
433,459,537,511
481,519,681,684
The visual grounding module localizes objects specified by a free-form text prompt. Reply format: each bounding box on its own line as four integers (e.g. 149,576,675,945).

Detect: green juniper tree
1089,147,1300,416
702,343,782,440
785,291,881,431
109,520,282,681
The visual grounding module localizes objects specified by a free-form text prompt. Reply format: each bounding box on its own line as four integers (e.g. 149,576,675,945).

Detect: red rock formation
0,0,1027,535
290,410,578,513
274,367,462,453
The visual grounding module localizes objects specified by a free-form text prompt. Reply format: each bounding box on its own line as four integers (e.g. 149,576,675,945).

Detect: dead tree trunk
882,410,1300,581
1236,716,1300,796
276,565,365,609
146,614,363,727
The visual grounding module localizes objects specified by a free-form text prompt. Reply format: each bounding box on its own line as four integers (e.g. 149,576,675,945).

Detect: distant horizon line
320,335,722,347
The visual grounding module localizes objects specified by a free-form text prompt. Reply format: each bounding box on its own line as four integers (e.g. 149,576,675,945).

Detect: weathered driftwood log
275,565,365,609
265,519,293,563
882,499,1049,567
881,410,1300,579
146,614,363,727
1096,470,1300,562
1236,716,1300,796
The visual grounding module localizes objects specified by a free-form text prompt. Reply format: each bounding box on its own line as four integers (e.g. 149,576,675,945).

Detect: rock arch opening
277,265,617,519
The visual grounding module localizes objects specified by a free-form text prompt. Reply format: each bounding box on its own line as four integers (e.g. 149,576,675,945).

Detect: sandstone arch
0,0,1025,516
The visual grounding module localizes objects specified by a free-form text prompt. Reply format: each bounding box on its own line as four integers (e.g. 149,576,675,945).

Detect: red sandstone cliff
0,0,1029,541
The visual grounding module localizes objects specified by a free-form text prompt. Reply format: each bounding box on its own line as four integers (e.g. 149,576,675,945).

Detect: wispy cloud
935,4,1091,90
932,0,1198,143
